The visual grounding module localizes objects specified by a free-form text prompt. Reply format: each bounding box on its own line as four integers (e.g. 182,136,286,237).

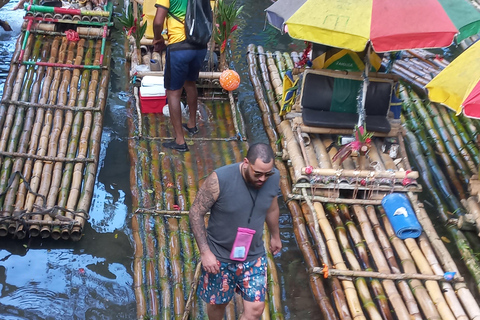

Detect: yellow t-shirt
155,0,187,44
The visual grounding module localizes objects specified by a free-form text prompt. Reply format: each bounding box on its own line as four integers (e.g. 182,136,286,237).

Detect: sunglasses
252,169,275,178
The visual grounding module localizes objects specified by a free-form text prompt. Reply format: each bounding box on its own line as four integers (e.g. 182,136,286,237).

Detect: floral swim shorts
198,255,267,304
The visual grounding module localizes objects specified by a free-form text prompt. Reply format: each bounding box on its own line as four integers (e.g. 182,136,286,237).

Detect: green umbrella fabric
437,0,480,43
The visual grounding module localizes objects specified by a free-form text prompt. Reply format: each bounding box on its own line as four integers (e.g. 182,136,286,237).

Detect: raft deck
0,5,112,240
247,43,480,320
126,28,286,316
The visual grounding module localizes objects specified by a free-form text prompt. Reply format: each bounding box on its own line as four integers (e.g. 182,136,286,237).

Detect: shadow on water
0,0,322,319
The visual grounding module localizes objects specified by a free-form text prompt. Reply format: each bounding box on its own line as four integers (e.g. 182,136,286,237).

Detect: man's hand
153,38,166,53
270,235,282,256
201,250,220,274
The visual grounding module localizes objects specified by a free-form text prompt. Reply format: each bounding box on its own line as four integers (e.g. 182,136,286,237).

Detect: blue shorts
198,255,267,305
164,47,207,91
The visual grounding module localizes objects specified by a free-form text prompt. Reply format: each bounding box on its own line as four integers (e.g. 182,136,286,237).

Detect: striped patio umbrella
426,40,480,119
266,0,480,52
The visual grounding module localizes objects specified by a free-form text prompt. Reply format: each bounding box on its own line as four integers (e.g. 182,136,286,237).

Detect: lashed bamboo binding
247,43,480,319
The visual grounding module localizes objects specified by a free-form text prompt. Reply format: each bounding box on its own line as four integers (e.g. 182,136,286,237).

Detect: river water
0,0,322,319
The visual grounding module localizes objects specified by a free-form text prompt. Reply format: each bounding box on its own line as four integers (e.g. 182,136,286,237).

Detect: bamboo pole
163,155,185,318
62,39,99,239
404,238,456,320
126,92,149,319
401,92,467,206
263,225,285,320
154,178,172,319
257,46,281,126
321,136,341,169
0,36,43,225
300,202,352,320
417,234,468,320
406,87,469,188
407,192,480,299
288,194,383,205
350,205,417,319
11,37,57,238
53,39,94,239
365,206,421,319
279,120,306,182
265,51,283,102
407,196,480,320
429,102,475,175
311,201,366,320
141,115,159,319
276,160,338,319
24,36,68,236
311,135,332,169
445,108,480,167
73,41,111,240
174,155,196,317
1,99,102,112
0,34,34,174
325,204,389,320
246,44,278,150
380,208,442,320
33,40,78,237
304,168,418,179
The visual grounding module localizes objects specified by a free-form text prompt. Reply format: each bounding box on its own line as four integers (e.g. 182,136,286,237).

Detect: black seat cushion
300,71,393,133
365,81,393,116
301,73,333,111
303,108,391,133
303,108,358,129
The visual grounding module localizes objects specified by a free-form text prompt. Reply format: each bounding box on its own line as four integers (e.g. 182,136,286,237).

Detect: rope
0,171,89,226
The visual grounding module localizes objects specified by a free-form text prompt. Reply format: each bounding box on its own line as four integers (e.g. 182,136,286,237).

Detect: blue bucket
381,193,422,239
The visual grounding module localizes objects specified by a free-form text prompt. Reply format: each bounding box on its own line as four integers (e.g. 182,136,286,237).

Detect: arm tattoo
189,173,219,253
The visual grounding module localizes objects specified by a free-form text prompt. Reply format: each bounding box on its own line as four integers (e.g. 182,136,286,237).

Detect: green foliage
214,0,243,53
117,3,147,50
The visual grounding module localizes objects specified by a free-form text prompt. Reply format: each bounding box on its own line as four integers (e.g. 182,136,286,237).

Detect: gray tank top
207,162,280,263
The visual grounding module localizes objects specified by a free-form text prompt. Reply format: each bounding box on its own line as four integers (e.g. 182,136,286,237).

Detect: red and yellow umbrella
426,40,480,119
266,0,480,53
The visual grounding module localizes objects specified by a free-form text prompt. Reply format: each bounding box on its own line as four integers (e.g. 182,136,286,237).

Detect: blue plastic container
381,193,422,239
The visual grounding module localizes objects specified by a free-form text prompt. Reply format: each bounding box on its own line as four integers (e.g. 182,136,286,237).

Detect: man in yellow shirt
153,0,207,152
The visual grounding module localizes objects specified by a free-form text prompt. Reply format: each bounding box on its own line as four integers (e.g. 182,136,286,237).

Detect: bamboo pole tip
70,230,83,241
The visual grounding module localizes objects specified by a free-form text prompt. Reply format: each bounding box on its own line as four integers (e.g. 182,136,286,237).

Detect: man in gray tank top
190,143,281,320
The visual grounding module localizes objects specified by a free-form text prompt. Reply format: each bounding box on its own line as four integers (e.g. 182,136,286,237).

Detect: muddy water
0,0,321,319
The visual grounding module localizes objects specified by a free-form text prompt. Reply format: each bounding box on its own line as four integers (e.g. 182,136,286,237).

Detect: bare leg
183,80,198,129
240,300,265,320
166,88,185,145
207,303,228,320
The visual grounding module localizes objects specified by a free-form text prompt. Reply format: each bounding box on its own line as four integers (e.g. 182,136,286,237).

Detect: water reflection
0,245,135,319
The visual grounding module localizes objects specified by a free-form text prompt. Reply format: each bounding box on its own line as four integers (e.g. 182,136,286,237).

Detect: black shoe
182,123,199,135
162,141,189,152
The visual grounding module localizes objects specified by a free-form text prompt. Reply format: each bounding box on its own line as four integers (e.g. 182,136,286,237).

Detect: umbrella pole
358,43,371,128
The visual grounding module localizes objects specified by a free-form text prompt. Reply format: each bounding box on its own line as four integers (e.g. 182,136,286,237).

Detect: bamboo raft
126,13,285,315
0,4,112,241
247,43,480,319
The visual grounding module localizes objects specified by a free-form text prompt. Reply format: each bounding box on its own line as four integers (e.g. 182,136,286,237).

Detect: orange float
219,69,240,91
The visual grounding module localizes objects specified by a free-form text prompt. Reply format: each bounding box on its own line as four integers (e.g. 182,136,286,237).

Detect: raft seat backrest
300,69,394,133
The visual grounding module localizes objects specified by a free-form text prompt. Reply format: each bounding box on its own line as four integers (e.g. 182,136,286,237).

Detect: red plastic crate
139,91,167,114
